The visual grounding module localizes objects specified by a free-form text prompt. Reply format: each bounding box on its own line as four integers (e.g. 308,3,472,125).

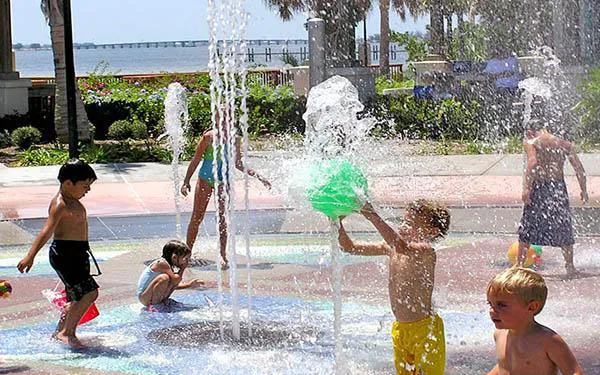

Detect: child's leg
560,245,577,275
138,274,182,306
55,289,98,348
53,309,67,337
186,179,213,251
217,184,228,269
517,241,530,267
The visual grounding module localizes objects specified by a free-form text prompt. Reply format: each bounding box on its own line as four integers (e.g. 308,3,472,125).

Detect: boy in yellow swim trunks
339,199,450,375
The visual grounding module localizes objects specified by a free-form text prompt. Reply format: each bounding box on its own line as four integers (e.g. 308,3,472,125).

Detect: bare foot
53,332,86,349
221,260,229,271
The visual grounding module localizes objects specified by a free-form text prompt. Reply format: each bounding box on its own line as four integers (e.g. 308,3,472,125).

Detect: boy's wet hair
57,159,97,184
525,118,547,132
487,267,548,315
162,240,191,266
407,199,450,238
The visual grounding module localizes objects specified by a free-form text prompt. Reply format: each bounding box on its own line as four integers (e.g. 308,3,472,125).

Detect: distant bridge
74,39,308,50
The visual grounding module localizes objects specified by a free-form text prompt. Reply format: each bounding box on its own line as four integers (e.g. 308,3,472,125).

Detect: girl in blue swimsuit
181,123,271,270
137,240,205,307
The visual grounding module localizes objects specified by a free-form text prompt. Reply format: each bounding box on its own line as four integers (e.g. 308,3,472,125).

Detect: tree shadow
0,366,30,374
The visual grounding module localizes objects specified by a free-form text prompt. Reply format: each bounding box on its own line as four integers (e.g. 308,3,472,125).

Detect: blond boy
339,200,450,375
487,268,584,375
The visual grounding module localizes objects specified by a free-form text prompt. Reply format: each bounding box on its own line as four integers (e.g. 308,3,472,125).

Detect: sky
11,0,427,44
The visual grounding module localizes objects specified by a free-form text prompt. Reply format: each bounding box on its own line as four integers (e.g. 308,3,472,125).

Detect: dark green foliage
11,126,43,150
187,93,212,136
245,83,306,136
364,94,482,141
107,120,148,140
574,67,600,141
17,141,171,166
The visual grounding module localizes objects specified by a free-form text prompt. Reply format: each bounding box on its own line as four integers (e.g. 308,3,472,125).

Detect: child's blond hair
487,267,548,315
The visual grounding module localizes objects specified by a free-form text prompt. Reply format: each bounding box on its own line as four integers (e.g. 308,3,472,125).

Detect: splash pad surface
2,234,600,374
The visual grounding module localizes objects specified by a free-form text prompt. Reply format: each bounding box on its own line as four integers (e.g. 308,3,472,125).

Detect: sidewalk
1,152,599,221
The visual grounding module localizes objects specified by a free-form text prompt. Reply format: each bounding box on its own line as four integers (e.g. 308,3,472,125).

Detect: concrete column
308,18,326,89
0,0,17,77
579,0,599,64
552,0,565,58
0,0,31,117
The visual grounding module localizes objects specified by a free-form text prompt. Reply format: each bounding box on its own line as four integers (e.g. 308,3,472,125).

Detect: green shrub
575,67,600,142
364,94,482,140
375,76,414,95
11,126,42,149
17,147,69,166
107,120,148,140
188,93,212,136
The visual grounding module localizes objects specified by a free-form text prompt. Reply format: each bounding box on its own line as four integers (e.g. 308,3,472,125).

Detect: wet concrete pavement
1,149,600,374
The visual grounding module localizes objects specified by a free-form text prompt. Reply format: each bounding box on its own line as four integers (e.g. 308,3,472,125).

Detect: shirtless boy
338,200,450,375
487,267,584,375
518,121,588,277
17,159,99,349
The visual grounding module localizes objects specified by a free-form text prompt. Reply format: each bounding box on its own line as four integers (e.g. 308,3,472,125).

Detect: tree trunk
45,0,90,142
445,12,453,58
322,5,358,68
429,0,445,56
379,0,390,75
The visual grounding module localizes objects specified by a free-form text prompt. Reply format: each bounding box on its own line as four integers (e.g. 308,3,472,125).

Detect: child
338,200,450,375
137,240,205,307
487,267,584,375
518,121,588,277
17,159,99,349
181,111,271,270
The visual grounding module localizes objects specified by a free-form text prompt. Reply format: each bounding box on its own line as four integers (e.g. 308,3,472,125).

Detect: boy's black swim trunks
518,179,575,247
49,240,100,302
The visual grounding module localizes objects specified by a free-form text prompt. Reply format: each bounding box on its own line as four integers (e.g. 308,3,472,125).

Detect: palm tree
380,0,426,74
41,0,90,142
263,0,371,67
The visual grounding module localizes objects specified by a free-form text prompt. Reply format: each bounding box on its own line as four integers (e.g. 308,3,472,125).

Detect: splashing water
162,82,189,239
519,46,574,137
302,75,375,374
207,0,250,341
303,75,374,160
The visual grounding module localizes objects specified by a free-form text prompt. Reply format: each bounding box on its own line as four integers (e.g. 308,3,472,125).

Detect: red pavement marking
2,176,598,220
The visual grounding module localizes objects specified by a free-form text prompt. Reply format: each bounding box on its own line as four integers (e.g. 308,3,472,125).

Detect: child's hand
259,177,272,190
187,278,207,288
17,256,34,273
360,202,375,215
181,182,191,197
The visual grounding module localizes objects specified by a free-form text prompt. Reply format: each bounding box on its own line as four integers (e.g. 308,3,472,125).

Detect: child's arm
17,200,66,273
360,202,408,253
547,334,585,375
522,141,537,204
567,144,588,204
338,219,391,256
234,136,271,189
152,259,181,280
181,132,211,196
486,329,501,375
177,279,206,289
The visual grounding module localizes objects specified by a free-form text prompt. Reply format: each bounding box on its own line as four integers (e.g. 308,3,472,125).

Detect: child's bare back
388,242,435,322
